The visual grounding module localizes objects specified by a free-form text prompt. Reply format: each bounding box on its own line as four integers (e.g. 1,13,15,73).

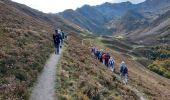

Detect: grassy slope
95,36,170,100
0,1,54,99
56,34,139,100
0,0,84,99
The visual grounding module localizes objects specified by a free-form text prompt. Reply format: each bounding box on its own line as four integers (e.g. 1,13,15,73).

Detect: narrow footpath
29,50,62,100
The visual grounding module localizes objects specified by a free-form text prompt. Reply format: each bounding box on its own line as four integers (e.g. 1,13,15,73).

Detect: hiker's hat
121,61,125,64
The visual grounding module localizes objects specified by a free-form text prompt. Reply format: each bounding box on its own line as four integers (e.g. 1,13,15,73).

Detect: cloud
12,0,145,13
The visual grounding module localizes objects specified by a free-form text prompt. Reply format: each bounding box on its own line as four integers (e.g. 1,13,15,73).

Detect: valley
0,0,170,100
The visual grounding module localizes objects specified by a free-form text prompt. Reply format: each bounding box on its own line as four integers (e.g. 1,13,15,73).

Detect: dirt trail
29,51,62,100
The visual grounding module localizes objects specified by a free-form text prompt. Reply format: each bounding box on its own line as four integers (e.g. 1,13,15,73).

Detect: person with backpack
102,53,106,65
53,29,62,55
108,57,115,73
99,50,103,62
119,61,128,85
105,53,110,67
95,49,100,60
60,29,65,47
58,29,64,48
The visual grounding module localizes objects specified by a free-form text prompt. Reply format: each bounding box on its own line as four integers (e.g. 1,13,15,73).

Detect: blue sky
12,0,145,13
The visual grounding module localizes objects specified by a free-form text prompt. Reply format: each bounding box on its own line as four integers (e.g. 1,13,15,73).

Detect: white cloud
12,0,145,13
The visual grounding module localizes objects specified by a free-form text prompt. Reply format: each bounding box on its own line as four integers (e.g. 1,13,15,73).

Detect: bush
164,72,170,78
14,70,27,81
0,63,7,75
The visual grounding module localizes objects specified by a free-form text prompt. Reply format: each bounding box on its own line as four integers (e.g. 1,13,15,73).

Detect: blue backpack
109,59,114,66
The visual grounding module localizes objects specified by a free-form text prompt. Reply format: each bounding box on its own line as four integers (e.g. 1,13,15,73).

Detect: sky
12,0,145,13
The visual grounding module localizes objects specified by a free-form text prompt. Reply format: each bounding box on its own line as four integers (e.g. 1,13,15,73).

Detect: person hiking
61,29,65,46
119,61,128,85
95,49,100,60
102,53,106,65
105,53,110,67
53,29,62,54
91,47,95,56
108,57,115,73
58,29,64,48
99,50,103,62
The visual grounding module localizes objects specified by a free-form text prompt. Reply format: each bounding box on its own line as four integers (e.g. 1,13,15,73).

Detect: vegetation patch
56,35,139,100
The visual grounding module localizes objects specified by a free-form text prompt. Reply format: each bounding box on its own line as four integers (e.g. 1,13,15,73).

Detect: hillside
0,0,84,99
1,0,170,100
56,34,140,100
56,33,170,100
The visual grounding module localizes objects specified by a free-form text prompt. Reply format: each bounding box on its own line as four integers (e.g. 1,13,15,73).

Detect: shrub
14,70,27,81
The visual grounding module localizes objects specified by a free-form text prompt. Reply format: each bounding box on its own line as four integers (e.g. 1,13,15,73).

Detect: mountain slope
0,0,84,99
59,0,170,35
56,34,140,100
95,2,134,20
129,10,170,45
108,10,149,34
59,9,100,33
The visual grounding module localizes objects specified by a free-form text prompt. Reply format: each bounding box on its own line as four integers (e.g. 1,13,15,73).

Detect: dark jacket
62,32,65,39
53,33,62,46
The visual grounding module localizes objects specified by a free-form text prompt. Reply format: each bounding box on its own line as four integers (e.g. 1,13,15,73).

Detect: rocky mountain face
60,0,170,44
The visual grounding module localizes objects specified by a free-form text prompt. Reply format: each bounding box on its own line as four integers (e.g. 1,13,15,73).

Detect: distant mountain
136,0,170,11
76,5,107,25
95,2,134,20
59,0,170,36
126,9,170,45
108,10,149,34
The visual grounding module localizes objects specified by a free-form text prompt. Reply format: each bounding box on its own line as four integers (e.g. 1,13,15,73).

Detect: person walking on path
60,29,65,47
108,57,115,73
53,30,62,55
57,29,63,48
105,53,110,67
119,61,128,85
102,53,106,65
99,49,103,62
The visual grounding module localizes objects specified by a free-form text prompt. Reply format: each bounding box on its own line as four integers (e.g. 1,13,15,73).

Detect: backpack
99,53,102,59
55,34,61,44
120,64,125,73
105,54,110,60
120,65,128,74
123,67,128,74
109,59,114,66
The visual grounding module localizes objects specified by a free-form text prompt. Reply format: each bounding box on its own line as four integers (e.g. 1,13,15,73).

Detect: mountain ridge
59,0,170,40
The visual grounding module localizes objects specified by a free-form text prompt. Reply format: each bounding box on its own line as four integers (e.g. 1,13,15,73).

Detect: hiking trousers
55,44,60,54
120,73,128,85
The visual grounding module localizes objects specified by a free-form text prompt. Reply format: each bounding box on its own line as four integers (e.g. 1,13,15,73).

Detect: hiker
105,53,110,67
58,29,64,48
91,47,97,57
119,61,128,85
102,53,106,65
99,50,103,62
95,49,100,59
61,30,65,47
108,57,115,73
53,29,62,54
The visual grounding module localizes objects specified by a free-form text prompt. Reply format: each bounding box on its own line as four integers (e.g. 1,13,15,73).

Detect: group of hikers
53,29,128,84
91,47,128,85
53,29,67,54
